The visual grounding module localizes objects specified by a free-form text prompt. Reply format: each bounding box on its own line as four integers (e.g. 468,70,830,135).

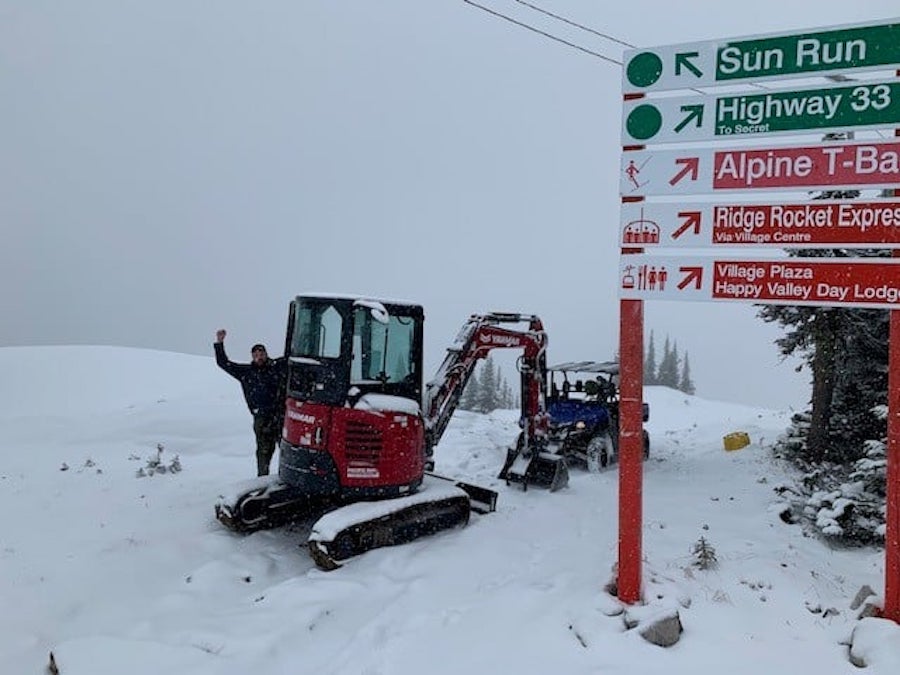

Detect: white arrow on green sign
622,79,900,144
623,18,900,93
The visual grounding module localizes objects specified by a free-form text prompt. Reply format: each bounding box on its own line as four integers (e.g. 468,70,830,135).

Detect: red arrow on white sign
668,157,699,186
677,266,703,290
620,139,900,197
619,255,900,309
671,211,702,240
620,199,900,249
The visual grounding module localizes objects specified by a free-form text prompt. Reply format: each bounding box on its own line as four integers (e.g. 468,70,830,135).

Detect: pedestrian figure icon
633,264,668,291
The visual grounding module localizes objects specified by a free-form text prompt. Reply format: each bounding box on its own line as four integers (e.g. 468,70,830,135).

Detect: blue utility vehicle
545,361,649,471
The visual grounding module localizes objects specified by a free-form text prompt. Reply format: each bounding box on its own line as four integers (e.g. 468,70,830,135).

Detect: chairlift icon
622,207,660,245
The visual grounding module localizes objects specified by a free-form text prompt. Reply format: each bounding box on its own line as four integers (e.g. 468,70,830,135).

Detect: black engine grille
344,420,383,464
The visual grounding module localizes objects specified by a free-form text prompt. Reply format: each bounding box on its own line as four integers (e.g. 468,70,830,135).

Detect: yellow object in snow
723,431,751,451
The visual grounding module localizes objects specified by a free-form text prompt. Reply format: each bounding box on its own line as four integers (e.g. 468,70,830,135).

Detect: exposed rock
622,609,640,630
850,584,876,610
612,564,690,647
639,609,683,648
857,602,881,620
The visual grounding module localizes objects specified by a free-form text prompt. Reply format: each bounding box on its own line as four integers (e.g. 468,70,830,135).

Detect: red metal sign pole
618,91,645,604
885,119,900,623
887,291,900,622
618,294,643,603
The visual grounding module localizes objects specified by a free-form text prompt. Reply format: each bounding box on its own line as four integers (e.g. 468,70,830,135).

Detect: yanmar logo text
478,333,522,347
287,411,317,425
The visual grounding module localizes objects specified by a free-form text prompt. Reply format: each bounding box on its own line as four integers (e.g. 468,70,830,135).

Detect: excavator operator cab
280,295,427,496
285,295,424,408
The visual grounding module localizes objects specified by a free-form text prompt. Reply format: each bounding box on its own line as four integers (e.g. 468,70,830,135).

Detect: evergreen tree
458,364,481,411
657,336,680,388
679,351,695,395
764,283,889,539
670,341,680,387
759,134,891,544
660,335,670,382
460,359,521,413
644,330,658,385
500,377,514,409
758,230,888,460
827,306,889,456
475,357,498,413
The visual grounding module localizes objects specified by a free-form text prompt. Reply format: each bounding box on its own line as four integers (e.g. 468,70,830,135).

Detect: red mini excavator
215,295,567,569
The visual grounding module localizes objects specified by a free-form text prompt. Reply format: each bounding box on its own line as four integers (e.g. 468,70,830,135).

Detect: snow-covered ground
1,346,898,674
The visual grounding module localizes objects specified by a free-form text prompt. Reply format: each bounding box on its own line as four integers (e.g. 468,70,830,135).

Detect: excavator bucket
498,446,569,492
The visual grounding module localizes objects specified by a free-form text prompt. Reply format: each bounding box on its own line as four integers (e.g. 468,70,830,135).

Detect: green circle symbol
626,52,663,88
626,104,662,141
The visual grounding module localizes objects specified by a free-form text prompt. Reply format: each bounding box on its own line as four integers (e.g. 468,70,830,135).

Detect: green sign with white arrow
623,19,900,93
622,79,900,144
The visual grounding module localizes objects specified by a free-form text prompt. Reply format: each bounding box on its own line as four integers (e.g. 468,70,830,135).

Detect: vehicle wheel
586,433,612,473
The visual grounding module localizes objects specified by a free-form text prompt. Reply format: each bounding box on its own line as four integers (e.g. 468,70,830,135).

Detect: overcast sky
2,1,898,409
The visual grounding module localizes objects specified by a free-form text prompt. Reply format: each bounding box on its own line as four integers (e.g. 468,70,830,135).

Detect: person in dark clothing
214,329,287,476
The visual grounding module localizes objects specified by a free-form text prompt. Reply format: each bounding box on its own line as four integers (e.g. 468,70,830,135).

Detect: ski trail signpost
622,19,900,93
620,139,900,196
622,79,900,144
619,256,900,308
620,199,900,248
616,18,900,628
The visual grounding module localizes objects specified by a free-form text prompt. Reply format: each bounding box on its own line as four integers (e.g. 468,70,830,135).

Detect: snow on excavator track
215,476,322,533
307,477,474,571
216,475,496,570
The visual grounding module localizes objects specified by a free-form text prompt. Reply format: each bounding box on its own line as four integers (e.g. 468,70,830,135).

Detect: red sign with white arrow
620,139,900,197
619,256,900,309
620,199,900,248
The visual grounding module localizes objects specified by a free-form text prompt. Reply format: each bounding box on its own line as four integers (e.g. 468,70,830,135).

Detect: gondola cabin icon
622,208,659,244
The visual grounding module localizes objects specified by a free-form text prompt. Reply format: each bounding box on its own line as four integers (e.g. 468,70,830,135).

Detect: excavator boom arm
423,313,548,454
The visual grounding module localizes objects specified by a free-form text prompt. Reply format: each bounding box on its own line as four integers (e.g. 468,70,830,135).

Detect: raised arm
214,329,246,379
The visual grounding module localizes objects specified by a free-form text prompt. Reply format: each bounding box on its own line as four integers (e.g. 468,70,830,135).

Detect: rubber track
308,494,471,570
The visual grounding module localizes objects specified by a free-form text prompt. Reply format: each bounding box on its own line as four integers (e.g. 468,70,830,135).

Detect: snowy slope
0,347,897,674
